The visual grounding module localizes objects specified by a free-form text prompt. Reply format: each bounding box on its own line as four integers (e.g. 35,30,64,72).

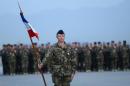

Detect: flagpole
17,0,22,13
17,1,47,86
29,37,47,86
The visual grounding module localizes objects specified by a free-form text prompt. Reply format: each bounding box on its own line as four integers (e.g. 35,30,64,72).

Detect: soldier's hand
38,63,43,70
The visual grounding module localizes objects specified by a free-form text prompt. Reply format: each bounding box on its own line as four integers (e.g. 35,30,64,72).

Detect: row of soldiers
72,41,130,72
0,43,50,75
0,40,130,75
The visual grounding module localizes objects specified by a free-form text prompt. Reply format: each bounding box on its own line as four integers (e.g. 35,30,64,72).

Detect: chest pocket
52,48,72,65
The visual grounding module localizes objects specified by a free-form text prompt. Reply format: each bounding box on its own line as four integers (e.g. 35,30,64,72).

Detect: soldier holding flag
38,30,77,86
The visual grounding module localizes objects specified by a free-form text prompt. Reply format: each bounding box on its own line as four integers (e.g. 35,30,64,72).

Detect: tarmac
0,71,130,86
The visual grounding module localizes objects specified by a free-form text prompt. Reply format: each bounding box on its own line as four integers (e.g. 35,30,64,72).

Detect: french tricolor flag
20,12,39,40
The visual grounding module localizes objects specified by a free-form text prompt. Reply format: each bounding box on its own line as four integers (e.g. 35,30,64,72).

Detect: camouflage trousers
52,74,72,86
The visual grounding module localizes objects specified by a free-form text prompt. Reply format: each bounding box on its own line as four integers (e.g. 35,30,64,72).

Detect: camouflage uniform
5,45,12,75
103,44,112,71
28,46,38,74
90,45,98,71
71,42,79,71
83,45,91,71
20,46,29,73
77,47,86,71
117,45,124,70
0,45,10,75
42,43,77,86
8,47,16,75
97,47,104,71
122,45,129,70
15,46,22,74
111,45,118,71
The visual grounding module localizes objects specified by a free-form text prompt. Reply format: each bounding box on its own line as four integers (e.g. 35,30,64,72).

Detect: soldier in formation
0,40,130,75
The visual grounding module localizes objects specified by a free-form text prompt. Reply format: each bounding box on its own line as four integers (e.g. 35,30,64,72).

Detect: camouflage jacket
42,43,77,76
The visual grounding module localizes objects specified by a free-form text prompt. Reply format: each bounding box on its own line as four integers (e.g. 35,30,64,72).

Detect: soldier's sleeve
42,48,53,67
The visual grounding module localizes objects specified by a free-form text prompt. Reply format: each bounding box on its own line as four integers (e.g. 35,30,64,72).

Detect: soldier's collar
56,42,67,49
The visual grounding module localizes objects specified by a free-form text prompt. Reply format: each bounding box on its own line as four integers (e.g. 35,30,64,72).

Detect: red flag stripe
27,29,39,39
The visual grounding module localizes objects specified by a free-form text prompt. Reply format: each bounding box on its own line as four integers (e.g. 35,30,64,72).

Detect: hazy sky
0,0,130,46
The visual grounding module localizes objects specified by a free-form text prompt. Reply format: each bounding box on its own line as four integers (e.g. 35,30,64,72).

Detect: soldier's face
57,34,65,43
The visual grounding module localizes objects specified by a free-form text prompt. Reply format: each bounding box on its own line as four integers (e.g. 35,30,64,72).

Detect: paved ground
0,71,130,86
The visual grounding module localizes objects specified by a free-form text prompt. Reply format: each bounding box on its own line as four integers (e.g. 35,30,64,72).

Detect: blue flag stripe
20,13,29,23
